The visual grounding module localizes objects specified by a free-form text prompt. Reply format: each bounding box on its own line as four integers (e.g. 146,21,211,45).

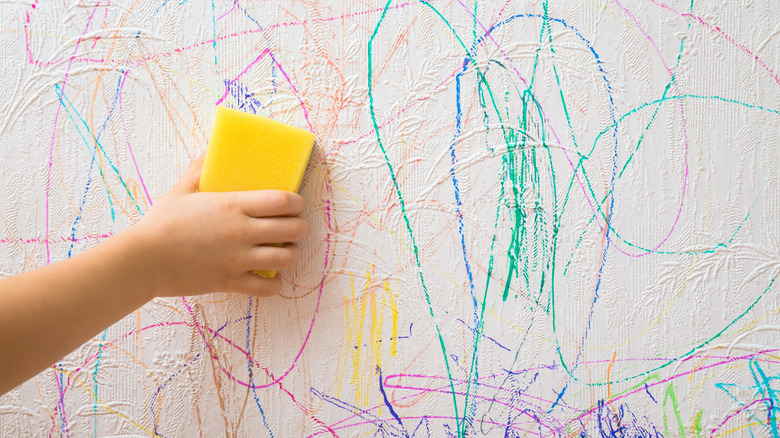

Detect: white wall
0,0,778,436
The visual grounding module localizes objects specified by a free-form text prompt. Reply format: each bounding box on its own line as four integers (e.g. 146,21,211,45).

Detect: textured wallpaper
0,0,778,436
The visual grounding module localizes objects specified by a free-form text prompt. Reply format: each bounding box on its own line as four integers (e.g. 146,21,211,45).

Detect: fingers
245,243,302,271
229,243,301,296
171,152,206,195
232,190,305,218
233,272,283,297
216,243,301,297
249,217,310,245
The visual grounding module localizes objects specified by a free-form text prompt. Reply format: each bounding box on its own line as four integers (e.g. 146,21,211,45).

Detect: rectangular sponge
200,105,315,278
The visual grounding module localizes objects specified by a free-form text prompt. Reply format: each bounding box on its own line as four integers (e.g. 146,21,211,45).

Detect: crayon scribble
0,0,778,436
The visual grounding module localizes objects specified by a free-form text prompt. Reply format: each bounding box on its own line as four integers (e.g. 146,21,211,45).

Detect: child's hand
132,154,310,298
0,152,311,395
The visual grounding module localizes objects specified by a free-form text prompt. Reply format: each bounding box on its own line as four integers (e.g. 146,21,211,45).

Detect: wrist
108,223,165,303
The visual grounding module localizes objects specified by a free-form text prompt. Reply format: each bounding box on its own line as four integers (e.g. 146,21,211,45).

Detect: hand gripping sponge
199,105,315,278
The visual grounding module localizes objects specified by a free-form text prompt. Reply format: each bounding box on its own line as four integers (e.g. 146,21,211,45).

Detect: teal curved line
561,93,778,274
368,0,532,434
576,278,775,388
55,84,143,219
368,1,462,435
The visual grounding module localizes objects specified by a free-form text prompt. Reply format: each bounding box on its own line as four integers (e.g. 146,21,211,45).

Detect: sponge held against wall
199,105,315,278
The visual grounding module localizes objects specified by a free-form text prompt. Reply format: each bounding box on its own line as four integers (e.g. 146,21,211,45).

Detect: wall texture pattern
0,0,778,436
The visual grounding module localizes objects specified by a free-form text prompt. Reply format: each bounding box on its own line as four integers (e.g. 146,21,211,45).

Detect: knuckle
225,221,245,241
218,276,235,293
285,219,306,240
271,191,290,209
220,195,239,213
299,218,311,237
289,244,302,263
282,221,296,238
290,194,305,213
238,249,256,271
290,217,311,240
276,248,295,268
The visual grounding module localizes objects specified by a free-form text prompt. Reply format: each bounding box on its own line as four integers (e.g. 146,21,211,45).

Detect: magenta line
323,349,780,435
567,348,779,427
176,198,331,389
454,0,529,88
448,0,653,260
22,1,423,68
454,0,775,260
48,6,104,435
54,317,778,436
214,48,271,106
615,0,673,73
228,200,332,389
68,317,306,386
55,102,331,403
710,398,770,437
0,234,113,245
269,366,340,437
318,415,544,436
495,0,514,21
600,0,691,257
462,0,691,259
117,69,153,207
186,70,329,388
66,323,779,406
379,382,559,434
23,1,39,64
648,0,780,85
325,348,779,435
267,52,314,131
51,368,65,437
384,372,564,408
447,1,631,261
217,0,239,20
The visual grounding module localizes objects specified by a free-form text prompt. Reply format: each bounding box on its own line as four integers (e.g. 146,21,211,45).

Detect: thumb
171,151,206,195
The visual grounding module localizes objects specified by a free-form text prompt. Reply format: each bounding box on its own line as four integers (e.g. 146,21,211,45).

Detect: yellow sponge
200,105,315,278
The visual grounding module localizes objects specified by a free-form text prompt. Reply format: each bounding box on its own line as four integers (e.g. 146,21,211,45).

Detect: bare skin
0,154,310,395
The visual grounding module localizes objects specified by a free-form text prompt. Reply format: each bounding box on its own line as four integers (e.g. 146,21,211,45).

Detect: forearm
0,228,155,395
0,155,309,395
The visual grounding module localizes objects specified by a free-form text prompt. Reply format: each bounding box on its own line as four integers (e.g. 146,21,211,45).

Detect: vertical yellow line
370,291,378,367
338,289,350,398
349,273,361,409
357,284,367,407
378,290,387,417
384,281,398,357
372,287,385,372
369,289,378,409
378,292,385,370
